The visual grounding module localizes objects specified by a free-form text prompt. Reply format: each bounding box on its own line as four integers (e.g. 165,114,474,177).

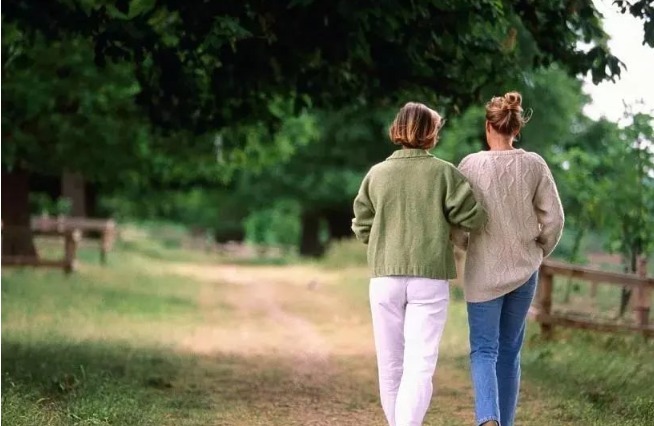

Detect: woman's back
354,149,486,279
458,148,564,302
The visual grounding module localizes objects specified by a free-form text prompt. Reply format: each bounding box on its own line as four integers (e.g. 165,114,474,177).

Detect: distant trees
3,0,651,256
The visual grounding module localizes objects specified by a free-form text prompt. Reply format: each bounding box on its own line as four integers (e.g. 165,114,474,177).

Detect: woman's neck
486,135,514,151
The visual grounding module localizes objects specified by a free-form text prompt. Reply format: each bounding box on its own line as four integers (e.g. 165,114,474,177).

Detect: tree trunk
619,249,640,317
1,168,37,257
299,210,324,257
85,182,98,217
325,207,353,240
61,171,86,217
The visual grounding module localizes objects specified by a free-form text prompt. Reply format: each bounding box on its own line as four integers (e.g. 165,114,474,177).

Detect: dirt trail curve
170,263,339,381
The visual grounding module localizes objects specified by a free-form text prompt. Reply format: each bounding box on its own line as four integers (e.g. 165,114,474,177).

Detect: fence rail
31,215,116,263
2,227,81,274
530,258,653,339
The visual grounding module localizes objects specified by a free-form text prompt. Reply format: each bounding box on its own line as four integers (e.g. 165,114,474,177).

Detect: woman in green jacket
352,102,487,426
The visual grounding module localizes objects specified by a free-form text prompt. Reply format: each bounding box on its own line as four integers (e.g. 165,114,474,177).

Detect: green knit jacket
352,149,487,279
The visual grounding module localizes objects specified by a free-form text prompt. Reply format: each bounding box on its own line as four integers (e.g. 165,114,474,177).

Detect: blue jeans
467,272,538,426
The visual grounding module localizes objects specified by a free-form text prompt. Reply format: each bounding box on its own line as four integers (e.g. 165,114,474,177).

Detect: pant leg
370,276,408,426
497,272,538,426
467,295,504,425
395,278,449,426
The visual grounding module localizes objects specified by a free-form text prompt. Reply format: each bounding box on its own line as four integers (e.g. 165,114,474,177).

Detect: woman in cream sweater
454,92,564,426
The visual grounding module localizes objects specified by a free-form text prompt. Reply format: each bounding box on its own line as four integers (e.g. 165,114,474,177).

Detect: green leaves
3,0,652,247
4,0,635,133
1,31,150,181
234,105,393,212
244,200,301,248
555,111,654,260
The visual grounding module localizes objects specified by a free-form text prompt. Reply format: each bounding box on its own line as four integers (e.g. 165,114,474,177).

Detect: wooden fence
2,227,81,274
531,258,654,338
31,215,116,263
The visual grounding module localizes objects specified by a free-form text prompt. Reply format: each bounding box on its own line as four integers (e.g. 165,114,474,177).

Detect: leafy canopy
4,0,627,134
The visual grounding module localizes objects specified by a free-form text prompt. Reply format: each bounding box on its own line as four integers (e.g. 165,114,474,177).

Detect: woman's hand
451,227,469,250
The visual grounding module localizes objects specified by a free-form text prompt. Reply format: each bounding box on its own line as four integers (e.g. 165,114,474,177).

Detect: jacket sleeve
534,161,565,257
352,173,375,244
445,169,487,232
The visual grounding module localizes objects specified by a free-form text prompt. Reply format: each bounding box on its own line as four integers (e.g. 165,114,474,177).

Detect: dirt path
159,261,554,425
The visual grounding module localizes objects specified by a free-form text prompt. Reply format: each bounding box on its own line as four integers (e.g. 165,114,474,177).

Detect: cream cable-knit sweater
453,149,565,303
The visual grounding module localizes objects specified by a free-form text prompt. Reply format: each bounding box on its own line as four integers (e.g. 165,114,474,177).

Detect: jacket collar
387,149,433,160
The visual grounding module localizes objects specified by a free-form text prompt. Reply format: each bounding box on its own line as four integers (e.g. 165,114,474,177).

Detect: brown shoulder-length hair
485,91,530,136
389,102,443,150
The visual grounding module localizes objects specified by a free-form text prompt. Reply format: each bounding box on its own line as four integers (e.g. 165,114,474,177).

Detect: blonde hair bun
485,91,528,136
503,92,523,113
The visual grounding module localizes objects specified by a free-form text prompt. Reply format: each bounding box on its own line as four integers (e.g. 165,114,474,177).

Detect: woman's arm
445,170,487,232
352,173,375,244
534,161,565,257
448,156,478,250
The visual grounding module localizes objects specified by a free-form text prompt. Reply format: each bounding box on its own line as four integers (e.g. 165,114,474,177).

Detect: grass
1,247,211,425
2,234,653,425
521,330,654,425
321,239,369,269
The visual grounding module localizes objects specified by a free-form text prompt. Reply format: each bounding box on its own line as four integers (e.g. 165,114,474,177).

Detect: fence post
590,281,598,299
56,214,66,233
99,220,116,265
100,231,108,265
635,256,650,338
64,229,81,274
539,266,554,339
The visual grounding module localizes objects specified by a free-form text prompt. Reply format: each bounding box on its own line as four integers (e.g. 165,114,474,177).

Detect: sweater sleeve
533,160,565,257
352,173,375,244
445,169,487,232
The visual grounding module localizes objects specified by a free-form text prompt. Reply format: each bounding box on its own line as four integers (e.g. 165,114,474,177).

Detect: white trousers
369,276,450,426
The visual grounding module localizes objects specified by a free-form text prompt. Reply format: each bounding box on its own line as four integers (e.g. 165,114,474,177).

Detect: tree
608,111,654,315
552,119,618,255
2,0,643,256
1,28,151,255
559,111,654,267
1,22,314,254
235,106,393,255
554,110,654,314
4,0,628,133
603,111,654,266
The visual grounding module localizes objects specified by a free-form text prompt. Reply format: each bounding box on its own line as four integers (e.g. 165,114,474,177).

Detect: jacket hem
371,267,456,280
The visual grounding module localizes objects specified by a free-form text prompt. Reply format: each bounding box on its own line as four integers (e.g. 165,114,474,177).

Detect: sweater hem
464,267,539,303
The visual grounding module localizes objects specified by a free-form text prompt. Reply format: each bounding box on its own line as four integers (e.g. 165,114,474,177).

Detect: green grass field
2,235,653,425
